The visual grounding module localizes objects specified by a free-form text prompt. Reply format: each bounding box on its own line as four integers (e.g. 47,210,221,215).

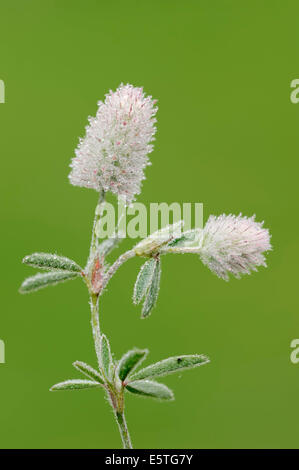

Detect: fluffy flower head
198,214,271,280
69,84,158,204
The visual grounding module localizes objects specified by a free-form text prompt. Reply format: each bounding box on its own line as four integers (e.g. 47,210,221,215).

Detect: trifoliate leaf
129,354,210,381
19,271,79,294
50,379,101,391
100,334,114,379
141,258,161,318
117,349,148,381
22,253,82,272
73,361,105,385
133,258,156,304
126,380,174,401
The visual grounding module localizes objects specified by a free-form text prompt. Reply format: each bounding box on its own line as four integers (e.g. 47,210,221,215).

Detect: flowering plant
19,84,271,448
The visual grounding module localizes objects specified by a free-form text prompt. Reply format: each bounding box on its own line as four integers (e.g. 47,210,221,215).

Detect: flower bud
134,221,184,257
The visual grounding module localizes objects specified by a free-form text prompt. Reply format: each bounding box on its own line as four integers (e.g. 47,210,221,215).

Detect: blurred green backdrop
0,0,298,449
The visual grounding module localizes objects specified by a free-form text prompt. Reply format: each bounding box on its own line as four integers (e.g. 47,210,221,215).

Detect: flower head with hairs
69,84,158,204
197,214,272,280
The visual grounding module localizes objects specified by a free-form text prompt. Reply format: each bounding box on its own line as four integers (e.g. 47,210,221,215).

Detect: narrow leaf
129,354,210,381
50,379,100,391
19,271,79,294
23,253,82,273
141,258,161,318
133,258,156,304
126,380,174,401
100,334,113,379
73,361,105,385
117,348,148,381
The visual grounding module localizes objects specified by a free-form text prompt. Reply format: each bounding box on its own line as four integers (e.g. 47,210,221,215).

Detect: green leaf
126,380,174,400
19,271,79,294
141,258,161,318
50,379,101,391
23,253,82,272
73,361,105,385
100,334,113,379
117,348,148,381
129,354,210,381
133,258,156,304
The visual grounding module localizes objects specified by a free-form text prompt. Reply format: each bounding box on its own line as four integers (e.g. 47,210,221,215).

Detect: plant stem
87,196,133,449
90,190,105,259
101,249,136,291
162,246,201,254
87,194,106,368
90,293,102,369
115,410,133,449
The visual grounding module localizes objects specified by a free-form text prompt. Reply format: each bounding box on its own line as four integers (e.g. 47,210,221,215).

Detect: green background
0,0,298,449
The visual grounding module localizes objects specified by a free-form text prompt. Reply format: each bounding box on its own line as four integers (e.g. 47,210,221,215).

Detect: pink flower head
69,84,158,204
198,214,272,280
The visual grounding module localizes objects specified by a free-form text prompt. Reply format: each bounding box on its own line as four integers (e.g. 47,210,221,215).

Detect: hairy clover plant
19,84,271,448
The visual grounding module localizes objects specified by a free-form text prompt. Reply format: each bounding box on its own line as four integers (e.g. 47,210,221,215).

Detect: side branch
101,250,136,292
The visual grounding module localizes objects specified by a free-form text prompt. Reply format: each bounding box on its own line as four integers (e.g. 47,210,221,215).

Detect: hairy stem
162,246,201,254
115,410,133,449
101,249,136,292
90,293,102,369
90,190,105,259
87,196,134,449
